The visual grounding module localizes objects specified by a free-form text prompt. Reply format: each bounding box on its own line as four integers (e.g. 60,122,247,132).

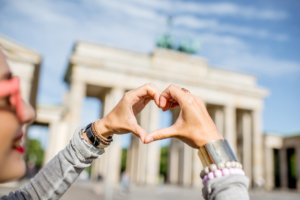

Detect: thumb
131,124,147,143
145,126,177,144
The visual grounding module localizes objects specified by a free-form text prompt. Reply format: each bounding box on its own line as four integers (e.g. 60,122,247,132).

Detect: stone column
167,107,181,184
105,88,124,181
215,108,224,136
145,101,161,185
92,91,110,181
43,120,60,165
279,148,288,188
296,147,300,191
224,105,237,154
68,81,86,140
102,88,124,200
242,112,252,184
168,139,180,184
136,137,147,184
208,107,224,136
90,88,125,190
178,144,193,186
252,110,264,188
192,149,203,188
264,147,274,190
126,134,139,183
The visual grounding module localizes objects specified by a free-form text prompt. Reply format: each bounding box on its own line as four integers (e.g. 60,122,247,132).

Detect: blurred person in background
120,170,131,194
0,47,249,200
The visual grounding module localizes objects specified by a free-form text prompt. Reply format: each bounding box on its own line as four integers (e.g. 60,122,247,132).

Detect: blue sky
0,0,300,147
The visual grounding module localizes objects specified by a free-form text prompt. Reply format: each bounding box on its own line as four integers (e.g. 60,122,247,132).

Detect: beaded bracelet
200,161,245,185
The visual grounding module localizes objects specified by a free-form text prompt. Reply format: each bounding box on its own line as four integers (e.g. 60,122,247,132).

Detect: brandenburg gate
61,41,268,187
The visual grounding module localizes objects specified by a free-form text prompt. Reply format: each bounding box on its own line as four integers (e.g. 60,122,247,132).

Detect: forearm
202,175,250,200
1,127,104,200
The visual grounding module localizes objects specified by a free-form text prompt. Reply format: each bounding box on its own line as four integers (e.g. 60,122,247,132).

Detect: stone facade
62,41,269,188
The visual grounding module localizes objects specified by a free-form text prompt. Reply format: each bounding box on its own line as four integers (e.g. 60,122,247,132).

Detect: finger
145,126,177,143
133,83,161,106
159,95,168,109
159,84,187,108
144,96,152,106
170,102,179,108
162,101,172,111
162,102,180,111
131,124,147,143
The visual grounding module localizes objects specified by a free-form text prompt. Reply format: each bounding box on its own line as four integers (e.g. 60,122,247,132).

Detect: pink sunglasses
0,77,23,120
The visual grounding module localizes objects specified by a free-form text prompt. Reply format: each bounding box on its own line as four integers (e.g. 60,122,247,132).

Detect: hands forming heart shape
96,83,223,149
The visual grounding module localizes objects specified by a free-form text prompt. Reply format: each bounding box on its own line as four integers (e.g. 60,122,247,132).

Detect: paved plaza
1,181,300,200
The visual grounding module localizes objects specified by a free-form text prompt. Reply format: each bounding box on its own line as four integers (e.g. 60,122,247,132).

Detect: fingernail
145,137,154,143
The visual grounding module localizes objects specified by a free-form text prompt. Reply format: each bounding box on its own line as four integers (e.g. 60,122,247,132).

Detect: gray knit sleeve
202,175,250,200
1,127,104,200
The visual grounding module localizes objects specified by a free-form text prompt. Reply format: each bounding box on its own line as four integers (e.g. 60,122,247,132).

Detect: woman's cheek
0,151,26,183
0,128,16,174
0,112,24,183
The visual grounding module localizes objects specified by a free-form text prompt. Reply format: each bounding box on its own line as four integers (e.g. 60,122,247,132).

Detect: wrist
197,129,224,148
82,132,92,144
199,129,223,147
95,118,113,138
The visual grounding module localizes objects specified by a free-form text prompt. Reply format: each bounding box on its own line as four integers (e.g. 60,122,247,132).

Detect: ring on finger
181,88,190,93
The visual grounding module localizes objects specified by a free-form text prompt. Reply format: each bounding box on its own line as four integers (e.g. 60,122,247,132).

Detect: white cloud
176,2,288,20
173,16,288,41
126,0,171,10
8,0,75,24
199,34,247,48
92,0,166,23
124,0,288,20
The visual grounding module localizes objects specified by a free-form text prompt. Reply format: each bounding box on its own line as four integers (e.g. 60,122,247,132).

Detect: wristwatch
83,123,112,148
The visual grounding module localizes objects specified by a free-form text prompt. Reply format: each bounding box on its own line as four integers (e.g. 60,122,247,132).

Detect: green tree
25,139,44,168
160,146,169,181
121,149,127,173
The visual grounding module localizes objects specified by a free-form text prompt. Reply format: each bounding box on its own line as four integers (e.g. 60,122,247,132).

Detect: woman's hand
95,83,161,142
145,84,223,148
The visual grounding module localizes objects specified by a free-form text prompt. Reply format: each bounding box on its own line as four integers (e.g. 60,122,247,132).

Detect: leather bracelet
91,123,110,145
84,123,110,148
91,122,113,144
94,120,113,142
197,139,238,167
